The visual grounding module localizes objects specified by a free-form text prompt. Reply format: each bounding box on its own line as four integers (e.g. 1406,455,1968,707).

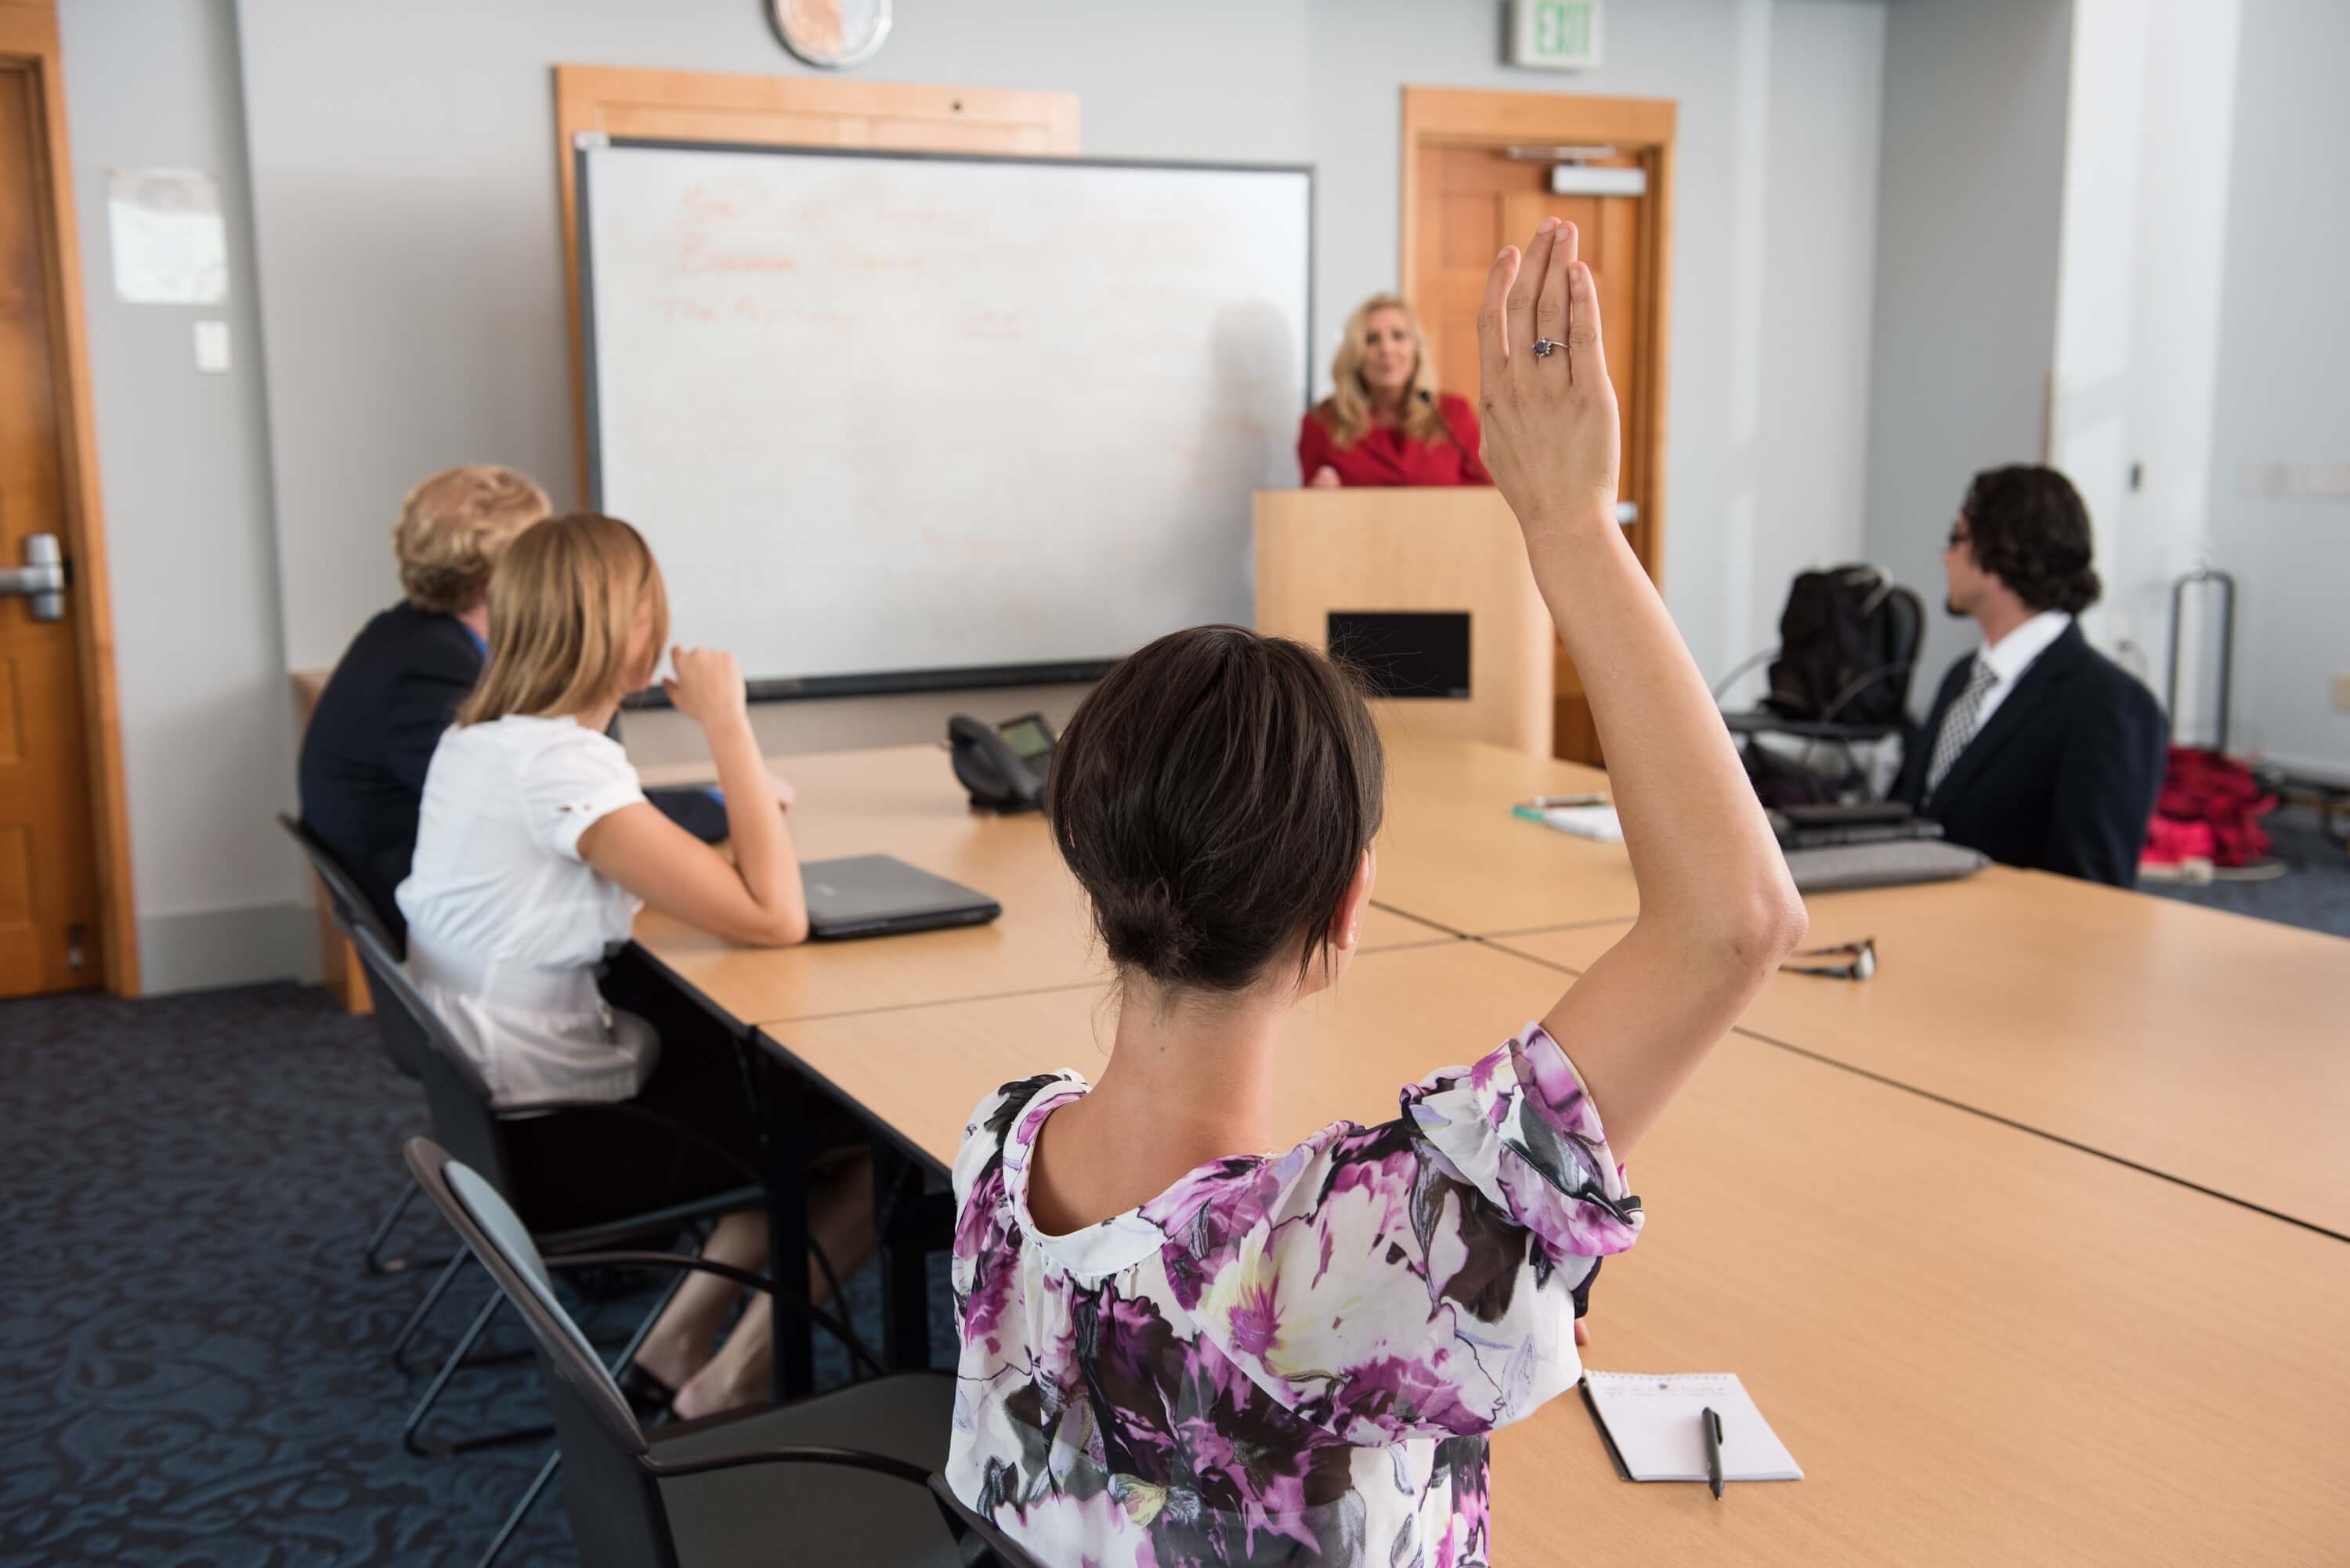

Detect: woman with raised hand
946,219,1805,1565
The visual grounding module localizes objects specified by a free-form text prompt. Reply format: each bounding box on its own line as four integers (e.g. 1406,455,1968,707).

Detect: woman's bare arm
580,648,808,947
1476,219,1806,1154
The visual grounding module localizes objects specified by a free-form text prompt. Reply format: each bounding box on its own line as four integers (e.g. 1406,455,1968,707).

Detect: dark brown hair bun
1048,625,1386,993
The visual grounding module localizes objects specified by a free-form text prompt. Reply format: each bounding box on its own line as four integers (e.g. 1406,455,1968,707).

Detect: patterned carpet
0,983,916,1568
2140,804,2350,938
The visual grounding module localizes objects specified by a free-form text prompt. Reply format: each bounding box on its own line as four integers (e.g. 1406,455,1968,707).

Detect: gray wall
235,0,1314,674
2080,0,2240,724
239,0,1889,716
60,0,309,992
1861,0,2075,688
70,0,1892,989
2202,0,2350,771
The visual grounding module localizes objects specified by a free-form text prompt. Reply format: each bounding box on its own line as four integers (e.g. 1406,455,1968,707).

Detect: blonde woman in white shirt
400,511,864,1419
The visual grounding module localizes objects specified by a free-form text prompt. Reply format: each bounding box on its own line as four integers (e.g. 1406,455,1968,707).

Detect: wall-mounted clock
770,0,893,70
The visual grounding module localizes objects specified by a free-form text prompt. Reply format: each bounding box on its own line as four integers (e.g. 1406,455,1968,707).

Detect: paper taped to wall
107,168,227,305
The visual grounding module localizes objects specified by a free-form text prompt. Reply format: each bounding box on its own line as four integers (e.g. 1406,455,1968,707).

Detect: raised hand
1475,218,1621,530
662,645,749,732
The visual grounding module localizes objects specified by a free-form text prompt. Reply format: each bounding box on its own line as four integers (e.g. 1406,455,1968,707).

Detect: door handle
1,533,65,621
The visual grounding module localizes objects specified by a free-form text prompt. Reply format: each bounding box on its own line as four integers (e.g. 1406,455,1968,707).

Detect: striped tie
1925,658,1998,794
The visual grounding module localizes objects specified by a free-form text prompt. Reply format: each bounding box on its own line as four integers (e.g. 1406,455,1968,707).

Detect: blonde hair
1313,294,1450,449
392,465,551,614
457,513,670,726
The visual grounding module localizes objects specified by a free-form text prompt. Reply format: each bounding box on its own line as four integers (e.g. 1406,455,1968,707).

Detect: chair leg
363,1176,453,1275
408,1259,687,1461
389,1249,470,1371
465,1280,686,1563
475,1449,561,1568
405,1287,506,1456
403,1288,553,1458
363,1180,418,1274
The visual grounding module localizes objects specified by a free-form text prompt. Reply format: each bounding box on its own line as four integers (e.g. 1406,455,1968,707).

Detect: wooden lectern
1254,490,1553,755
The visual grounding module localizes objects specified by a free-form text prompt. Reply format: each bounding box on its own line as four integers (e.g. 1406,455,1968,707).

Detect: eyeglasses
1781,936,1876,981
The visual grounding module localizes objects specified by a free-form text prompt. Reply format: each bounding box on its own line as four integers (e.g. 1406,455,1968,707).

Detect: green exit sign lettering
1511,0,1604,70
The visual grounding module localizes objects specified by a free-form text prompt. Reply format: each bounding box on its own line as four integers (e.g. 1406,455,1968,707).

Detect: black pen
1702,1406,1725,1500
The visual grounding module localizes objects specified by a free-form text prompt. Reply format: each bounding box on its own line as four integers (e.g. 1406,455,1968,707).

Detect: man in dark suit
1893,465,2167,887
298,466,728,940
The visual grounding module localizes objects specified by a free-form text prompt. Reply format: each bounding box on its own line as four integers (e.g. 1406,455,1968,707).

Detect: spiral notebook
1579,1371,1804,1484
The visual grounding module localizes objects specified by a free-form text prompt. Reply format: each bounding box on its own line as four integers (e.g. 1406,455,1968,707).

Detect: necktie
1925,658,1998,794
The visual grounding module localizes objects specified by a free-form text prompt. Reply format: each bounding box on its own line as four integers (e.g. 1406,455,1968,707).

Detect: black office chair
344,921,787,1460
1714,567,1926,804
278,812,438,1273
407,1137,1039,1568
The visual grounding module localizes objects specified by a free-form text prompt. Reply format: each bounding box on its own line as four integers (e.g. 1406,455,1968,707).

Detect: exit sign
1511,0,1604,70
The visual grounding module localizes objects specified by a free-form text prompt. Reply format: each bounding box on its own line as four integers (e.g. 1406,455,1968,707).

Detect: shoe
617,1363,679,1414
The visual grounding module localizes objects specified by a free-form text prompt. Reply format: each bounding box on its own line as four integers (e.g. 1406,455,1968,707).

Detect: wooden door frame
551,66,1081,502
0,1,137,992
1399,86,1675,587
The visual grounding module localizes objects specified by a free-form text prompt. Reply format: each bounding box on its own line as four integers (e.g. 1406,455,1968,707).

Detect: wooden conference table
628,735,2350,1564
1495,867,2350,1241
783,947,2350,1567
632,743,1462,1024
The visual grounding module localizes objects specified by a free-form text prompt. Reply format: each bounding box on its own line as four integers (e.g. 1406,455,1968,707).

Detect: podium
1253,490,1552,755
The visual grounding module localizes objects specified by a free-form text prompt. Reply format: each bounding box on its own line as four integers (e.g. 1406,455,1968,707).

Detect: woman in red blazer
1297,293,1492,488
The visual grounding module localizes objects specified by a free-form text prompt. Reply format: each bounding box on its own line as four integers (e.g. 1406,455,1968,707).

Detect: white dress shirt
1968,609,2073,735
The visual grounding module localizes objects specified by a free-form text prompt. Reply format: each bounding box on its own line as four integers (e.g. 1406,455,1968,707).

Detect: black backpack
1764,565,1923,728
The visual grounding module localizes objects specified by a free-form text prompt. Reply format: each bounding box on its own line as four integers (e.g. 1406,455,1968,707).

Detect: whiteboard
580,140,1312,693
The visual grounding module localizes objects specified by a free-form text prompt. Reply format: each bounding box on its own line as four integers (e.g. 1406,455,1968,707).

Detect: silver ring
1531,338,1564,359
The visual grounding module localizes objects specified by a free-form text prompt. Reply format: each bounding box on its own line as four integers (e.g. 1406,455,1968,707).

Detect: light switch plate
2334,673,2350,714
193,318,231,373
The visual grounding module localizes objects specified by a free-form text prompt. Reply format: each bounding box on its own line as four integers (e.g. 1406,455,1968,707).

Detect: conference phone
949,712,1057,812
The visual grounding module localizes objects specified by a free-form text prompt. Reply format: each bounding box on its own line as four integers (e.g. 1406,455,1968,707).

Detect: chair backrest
349,922,515,1191
1766,567,1929,726
277,814,418,1071
405,1138,684,1568
1876,583,1925,709
277,811,398,946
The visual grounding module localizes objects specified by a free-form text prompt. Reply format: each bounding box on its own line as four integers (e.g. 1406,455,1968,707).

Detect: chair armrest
642,1442,933,1487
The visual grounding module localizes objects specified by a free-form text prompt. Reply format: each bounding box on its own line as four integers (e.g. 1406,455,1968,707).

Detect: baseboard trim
136,901,318,995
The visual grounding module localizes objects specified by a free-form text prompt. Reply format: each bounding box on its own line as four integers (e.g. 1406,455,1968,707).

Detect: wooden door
0,60,98,995
1413,146,1650,764
1405,103,1670,768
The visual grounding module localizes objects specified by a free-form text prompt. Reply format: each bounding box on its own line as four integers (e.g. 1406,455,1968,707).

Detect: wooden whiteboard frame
553,65,1081,503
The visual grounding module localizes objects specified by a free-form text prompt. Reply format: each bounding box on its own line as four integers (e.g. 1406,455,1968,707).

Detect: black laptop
800,854,1001,941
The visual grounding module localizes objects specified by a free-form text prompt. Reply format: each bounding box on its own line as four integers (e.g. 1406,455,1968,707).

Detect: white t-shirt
397,714,656,1107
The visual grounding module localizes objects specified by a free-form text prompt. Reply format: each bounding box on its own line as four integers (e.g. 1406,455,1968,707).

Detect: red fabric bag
2151,746,2276,868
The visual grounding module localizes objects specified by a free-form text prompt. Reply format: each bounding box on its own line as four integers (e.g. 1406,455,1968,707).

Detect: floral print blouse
947,1021,1644,1566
